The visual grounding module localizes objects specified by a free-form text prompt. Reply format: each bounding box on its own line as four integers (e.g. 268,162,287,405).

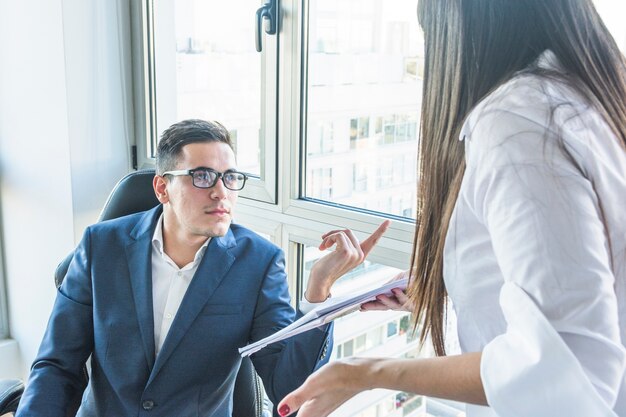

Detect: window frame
0,212,9,339
132,0,279,204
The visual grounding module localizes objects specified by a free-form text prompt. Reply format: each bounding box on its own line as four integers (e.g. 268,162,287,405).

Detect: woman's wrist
342,357,387,391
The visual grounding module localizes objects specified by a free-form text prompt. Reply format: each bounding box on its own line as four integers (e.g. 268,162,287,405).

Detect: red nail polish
279,404,290,416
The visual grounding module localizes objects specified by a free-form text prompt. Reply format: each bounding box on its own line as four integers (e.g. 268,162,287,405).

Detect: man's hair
155,119,233,174
410,0,626,356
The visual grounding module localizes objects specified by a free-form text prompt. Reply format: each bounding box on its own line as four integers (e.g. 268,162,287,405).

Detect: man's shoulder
87,207,158,236
229,223,280,252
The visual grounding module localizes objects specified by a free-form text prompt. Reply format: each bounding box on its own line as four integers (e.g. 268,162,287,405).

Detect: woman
278,0,626,416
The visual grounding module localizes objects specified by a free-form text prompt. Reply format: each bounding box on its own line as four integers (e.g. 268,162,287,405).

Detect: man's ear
153,174,169,204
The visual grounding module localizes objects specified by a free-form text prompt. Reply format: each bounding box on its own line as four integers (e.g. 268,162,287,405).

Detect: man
16,119,389,417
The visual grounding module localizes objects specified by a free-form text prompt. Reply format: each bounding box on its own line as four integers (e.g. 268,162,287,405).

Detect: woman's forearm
277,352,487,417
365,352,487,405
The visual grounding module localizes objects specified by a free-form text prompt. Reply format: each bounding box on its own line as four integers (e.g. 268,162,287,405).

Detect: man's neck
163,239,206,269
161,224,208,269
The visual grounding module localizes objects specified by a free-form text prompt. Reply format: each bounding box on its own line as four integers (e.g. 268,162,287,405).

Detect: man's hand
304,220,391,303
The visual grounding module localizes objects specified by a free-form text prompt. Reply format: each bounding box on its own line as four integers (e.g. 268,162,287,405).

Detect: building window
309,167,333,200
352,163,368,193
386,320,399,338
349,117,370,149
308,121,335,155
380,113,418,145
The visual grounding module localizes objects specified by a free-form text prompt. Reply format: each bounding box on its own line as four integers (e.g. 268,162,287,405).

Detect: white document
238,277,408,357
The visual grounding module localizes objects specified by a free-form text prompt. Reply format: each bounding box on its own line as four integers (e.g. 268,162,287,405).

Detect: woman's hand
360,270,413,312
277,358,376,417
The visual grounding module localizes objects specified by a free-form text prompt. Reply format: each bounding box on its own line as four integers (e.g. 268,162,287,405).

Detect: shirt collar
534,49,562,72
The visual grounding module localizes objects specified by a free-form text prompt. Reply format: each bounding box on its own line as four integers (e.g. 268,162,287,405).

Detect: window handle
255,0,277,52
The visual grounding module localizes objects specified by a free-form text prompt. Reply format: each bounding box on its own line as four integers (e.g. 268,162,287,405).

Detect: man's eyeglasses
162,168,248,191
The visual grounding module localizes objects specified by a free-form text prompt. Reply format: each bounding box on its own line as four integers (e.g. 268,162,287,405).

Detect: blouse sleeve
463,108,626,416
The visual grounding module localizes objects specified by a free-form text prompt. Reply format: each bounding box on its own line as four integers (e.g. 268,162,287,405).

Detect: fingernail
279,404,291,416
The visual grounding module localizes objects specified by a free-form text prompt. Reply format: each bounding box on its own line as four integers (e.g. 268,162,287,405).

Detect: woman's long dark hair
410,0,626,356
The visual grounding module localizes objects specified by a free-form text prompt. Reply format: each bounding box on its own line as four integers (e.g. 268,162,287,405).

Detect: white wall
0,0,133,379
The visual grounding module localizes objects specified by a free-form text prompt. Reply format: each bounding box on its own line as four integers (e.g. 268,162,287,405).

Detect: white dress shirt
151,215,210,355
444,50,626,416
150,215,323,355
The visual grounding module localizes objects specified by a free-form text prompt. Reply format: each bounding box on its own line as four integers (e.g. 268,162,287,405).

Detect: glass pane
302,245,466,417
594,0,626,52
304,0,422,219
0,240,7,339
153,0,264,176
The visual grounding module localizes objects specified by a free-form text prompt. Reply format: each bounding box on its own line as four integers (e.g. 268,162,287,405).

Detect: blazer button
142,400,155,410
320,348,327,360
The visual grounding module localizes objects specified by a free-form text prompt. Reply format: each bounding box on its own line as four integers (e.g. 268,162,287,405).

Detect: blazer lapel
125,207,162,372
148,229,236,383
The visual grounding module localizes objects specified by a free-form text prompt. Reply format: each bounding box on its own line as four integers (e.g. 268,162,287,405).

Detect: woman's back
445,50,626,416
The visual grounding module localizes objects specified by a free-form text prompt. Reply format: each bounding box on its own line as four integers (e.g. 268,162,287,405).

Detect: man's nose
209,177,229,199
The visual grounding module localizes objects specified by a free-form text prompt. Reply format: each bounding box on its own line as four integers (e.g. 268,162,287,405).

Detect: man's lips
205,208,230,216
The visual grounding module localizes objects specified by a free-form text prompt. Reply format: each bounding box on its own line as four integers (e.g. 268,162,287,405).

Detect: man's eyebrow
191,166,240,173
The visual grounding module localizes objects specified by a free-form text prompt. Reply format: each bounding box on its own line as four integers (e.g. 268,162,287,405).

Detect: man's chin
207,229,228,238
204,221,231,238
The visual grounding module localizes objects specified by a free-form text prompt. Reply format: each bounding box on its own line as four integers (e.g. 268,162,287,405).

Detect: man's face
156,142,238,241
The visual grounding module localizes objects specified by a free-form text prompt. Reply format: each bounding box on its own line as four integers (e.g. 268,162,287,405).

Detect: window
139,0,278,202
376,158,393,190
594,1,626,52
366,327,384,350
0,232,8,339
380,114,417,145
349,117,370,149
343,339,355,357
308,167,334,200
386,320,398,338
304,0,422,217
352,163,368,193
308,121,335,155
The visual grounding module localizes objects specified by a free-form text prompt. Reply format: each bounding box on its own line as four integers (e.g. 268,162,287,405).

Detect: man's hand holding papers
239,276,408,357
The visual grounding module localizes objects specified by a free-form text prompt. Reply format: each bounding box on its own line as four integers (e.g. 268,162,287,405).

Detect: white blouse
444,51,626,417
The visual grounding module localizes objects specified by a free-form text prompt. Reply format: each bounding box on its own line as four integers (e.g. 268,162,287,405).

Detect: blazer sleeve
249,248,333,408
16,228,95,417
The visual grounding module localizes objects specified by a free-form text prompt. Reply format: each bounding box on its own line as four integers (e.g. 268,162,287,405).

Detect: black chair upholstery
3,169,264,417
53,169,161,289
0,379,23,415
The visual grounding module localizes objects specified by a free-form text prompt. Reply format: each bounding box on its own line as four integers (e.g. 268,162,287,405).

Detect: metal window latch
255,0,277,52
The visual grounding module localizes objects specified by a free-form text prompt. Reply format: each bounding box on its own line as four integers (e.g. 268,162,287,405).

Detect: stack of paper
238,277,408,357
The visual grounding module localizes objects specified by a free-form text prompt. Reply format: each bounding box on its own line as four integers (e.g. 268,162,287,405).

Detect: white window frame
0,222,9,339
131,0,279,203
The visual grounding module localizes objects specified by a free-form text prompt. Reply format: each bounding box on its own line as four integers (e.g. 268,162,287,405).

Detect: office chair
0,379,23,415
0,169,263,417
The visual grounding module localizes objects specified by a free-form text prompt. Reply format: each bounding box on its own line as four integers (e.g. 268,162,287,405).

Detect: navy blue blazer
17,206,332,417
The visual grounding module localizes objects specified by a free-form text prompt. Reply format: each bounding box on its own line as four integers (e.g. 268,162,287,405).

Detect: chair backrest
54,169,263,417
0,379,24,415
